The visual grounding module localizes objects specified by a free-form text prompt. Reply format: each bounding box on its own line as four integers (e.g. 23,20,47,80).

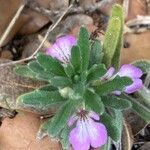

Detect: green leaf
95,76,132,95
85,89,104,115
70,45,81,73
78,27,90,71
37,53,66,76
132,59,150,73
111,5,124,69
47,99,79,137
103,4,123,68
87,64,106,81
14,65,37,79
17,90,65,111
122,94,150,122
101,112,121,141
112,110,123,141
101,138,111,150
64,64,74,78
50,76,72,88
101,96,132,110
60,126,70,149
28,61,54,80
90,39,103,66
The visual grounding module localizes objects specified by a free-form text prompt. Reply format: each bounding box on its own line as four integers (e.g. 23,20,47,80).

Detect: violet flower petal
118,64,143,79
68,114,78,127
88,111,100,121
124,78,143,94
86,118,107,148
46,35,77,63
101,67,115,80
69,120,90,150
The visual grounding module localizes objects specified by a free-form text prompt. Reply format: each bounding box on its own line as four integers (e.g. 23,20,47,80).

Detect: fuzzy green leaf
28,61,54,80
64,64,75,78
87,64,106,81
37,53,66,76
60,126,70,149
14,65,37,79
50,76,72,88
133,59,150,73
85,89,104,115
103,4,123,68
78,27,90,71
101,112,121,141
95,76,132,95
47,99,79,137
122,94,150,122
70,45,81,73
17,90,65,111
101,96,132,110
90,40,103,66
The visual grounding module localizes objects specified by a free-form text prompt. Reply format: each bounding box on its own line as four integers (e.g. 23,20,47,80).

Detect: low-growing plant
14,4,150,150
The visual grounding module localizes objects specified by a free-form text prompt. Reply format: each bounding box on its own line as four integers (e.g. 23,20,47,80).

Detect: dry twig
0,4,73,67
0,4,25,47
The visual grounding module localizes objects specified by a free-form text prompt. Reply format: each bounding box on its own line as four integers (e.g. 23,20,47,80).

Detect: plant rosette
14,4,150,150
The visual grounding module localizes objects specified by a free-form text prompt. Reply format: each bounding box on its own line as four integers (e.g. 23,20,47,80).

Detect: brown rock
37,0,69,10
121,31,150,64
126,0,146,21
0,111,61,150
139,142,150,150
18,9,50,35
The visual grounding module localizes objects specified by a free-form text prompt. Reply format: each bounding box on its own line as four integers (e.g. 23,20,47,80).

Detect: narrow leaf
95,76,132,95
37,53,66,76
122,94,150,122
50,76,72,88
64,64,74,78
14,65,37,79
70,45,81,73
85,89,104,115
48,100,78,137
87,64,106,81
132,59,150,73
111,5,124,69
90,39,103,66
78,27,90,71
101,96,132,110
103,4,123,68
28,61,54,80
101,112,121,141
17,90,65,111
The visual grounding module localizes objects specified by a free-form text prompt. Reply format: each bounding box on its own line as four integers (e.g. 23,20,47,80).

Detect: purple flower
46,35,77,63
101,64,143,94
68,110,107,150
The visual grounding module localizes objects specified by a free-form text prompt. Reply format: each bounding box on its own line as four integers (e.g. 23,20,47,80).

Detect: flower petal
101,67,115,80
68,114,78,127
89,111,100,121
124,79,143,94
112,91,121,95
86,118,107,148
118,64,143,79
46,35,77,63
69,120,90,150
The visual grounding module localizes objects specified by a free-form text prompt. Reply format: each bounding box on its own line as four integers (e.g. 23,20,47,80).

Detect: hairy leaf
85,89,104,115
17,90,65,111
37,53,66,76
102,96,132,110
90,40,103,66
78,27,90,71
95,76,132,95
